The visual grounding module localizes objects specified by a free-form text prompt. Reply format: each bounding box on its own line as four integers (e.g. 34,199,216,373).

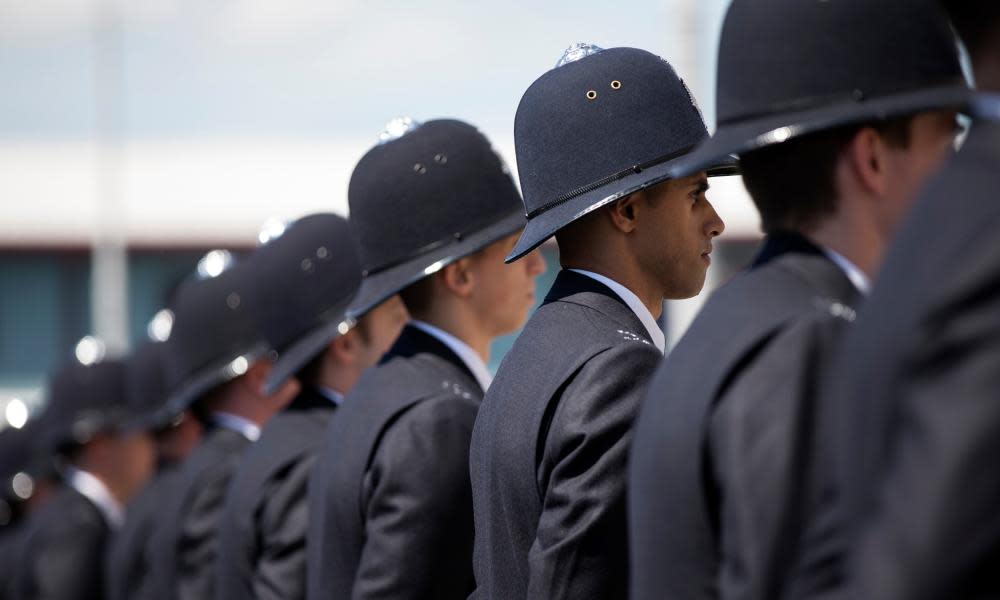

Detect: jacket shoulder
34,487,107,539
545,294,657,348
494,297,657,389
239,407,333,488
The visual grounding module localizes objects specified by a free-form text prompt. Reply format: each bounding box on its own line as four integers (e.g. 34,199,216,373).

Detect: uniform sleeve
352,396,478,599
849,285,1000,600
176,462,238,600
252,455,317,600
708,313,848,600
0,533,15,598
528,341,661,600
29,520,106,600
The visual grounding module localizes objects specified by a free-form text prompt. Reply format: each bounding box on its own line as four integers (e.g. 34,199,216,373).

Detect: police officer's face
155,410,203,463
113,429,156,500
466,233,547,337
635,173,725,299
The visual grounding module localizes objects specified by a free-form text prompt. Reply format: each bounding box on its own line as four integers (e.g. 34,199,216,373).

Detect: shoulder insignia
617,329,651,345
813,297,857,322
440,380,474,400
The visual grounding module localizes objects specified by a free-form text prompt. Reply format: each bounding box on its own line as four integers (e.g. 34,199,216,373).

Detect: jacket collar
64,466,124,529
409,320,493,391
752,231,862,308
285,385,341,411
543,269,655,346
751,230,825,268
380,324,484,394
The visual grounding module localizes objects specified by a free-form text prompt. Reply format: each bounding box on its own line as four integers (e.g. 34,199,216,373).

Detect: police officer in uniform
469,45,733,599
215,213,407,600
105,334,204,600
627,2,970,599
306,118,545,600
149,254,301,600
0,417,54,600
13,345,159,600
798,4,1000,598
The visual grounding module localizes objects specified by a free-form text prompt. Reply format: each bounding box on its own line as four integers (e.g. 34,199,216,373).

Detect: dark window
0,251,91,388
127,249,214,345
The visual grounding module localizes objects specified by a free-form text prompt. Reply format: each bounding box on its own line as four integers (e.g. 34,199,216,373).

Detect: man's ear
441,258,475,298
607,192,642,234
327,330,357,365
844,127,889,197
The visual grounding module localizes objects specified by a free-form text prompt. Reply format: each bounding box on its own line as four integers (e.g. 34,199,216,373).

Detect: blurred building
0,0,761,424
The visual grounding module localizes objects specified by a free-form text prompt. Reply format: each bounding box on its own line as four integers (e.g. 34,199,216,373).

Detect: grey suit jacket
788,120,1000,600
150,426,251,600
215,387,335,600
470,269,662,600
306,324,483,600
0,523,23,600
629,233,859,600
106,464,182,600
12,485,110,600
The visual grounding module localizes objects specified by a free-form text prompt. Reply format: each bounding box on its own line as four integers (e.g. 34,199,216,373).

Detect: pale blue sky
0,0,728,140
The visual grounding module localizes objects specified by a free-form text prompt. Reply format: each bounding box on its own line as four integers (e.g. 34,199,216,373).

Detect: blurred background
0,0,763,426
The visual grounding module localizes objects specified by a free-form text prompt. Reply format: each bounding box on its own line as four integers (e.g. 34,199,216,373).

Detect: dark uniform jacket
0,524,22,600
628,233,860,600
11,485,111,600
216,387,337,600
469,269,662,600
786,121,1000,600
150,425,252,600
106,464,182,600
306,324,483,600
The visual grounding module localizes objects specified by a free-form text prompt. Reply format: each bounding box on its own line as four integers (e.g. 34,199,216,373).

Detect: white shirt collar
409,320,494,391
821,247,871,295
212,411,261,442
317,386,344,406
569,269,667,353
65,466,125,529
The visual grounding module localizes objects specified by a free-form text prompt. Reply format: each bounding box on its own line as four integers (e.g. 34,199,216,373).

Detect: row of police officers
2,0,999,598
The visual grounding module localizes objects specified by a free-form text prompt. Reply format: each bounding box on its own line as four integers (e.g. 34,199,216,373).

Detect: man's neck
207,386,268,427
804,211,882,282
313,367,350,400
412,306,491,364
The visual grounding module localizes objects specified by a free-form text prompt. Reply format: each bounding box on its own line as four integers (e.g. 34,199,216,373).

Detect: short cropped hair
740,117,913,234
398,275,436,319
294,317,372,385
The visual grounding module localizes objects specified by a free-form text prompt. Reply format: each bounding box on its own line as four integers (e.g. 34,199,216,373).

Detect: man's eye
690,183,709,201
